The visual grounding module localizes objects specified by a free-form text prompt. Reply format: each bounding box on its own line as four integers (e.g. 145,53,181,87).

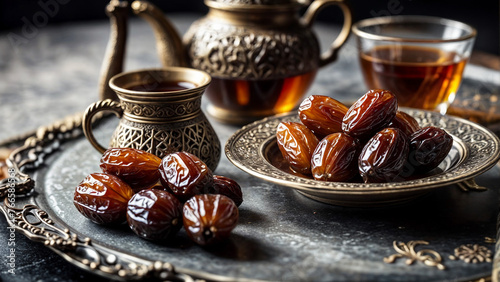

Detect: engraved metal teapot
101,0,352,124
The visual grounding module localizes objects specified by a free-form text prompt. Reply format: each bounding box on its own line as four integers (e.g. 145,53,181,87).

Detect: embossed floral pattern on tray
225,109,500,194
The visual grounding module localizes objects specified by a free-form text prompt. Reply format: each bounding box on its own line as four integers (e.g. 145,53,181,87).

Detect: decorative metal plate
1,113,499,281
225,108,500,207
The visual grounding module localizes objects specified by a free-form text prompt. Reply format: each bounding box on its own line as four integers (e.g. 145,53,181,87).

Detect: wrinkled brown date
127,188,183,241
359,128,409,183
298,95,348,137
276,122,319,175
311,133,359,182
158,152,213,202
74,173,134,225
342,89,398,139
183,194,239,246
100,148,162,193
211,175,243,207
408,126,453,173
388,111,420,137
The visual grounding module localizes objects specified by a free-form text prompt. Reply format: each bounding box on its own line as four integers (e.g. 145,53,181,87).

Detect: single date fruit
158,152,213,202
342,89,398,140
408,126,453,173
100,148,161,193
74,173,134,225
298,95,348,137
127,188,183,241
311,133,359,182
359,128,409,183
388,111,420,137
183,194,239,246
211,175,243,207
276,122,319,175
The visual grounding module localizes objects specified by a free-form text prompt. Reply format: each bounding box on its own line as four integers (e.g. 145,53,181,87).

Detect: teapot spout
132,1,188,68
99,0,129,101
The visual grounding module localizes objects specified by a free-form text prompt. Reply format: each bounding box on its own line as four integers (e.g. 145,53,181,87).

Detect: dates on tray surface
100,147,161,193
74,147,242,245
276,122,319,175
409,126,453,173
183,194,239,246
342,89,398,140
311,133,359,182
127,188,183,241
211,175,244,207
298,95,348,137
74,173,134,225
359,128,409,183
276,89,454,184
158,151,214,202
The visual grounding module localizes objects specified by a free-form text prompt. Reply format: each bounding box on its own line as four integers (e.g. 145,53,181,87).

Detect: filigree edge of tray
0,113,250,282
1,110,499,281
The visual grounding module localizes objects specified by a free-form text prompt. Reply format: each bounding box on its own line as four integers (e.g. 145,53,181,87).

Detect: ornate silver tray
1,113,499,281
225,109,500,207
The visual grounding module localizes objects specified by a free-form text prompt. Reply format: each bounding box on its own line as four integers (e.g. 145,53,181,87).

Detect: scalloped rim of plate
225,109,500,195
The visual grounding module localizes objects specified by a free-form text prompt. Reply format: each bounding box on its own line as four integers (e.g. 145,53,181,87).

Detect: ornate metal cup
82,67,221,171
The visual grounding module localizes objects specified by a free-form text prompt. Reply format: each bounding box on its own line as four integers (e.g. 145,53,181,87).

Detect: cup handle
82,99,123,154
302,0,352,67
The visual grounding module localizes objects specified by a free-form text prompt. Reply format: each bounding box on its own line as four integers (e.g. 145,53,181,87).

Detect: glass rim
352,15,477,43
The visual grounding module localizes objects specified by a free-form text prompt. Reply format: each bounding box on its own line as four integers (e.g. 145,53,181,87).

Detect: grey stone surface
0,12,500,282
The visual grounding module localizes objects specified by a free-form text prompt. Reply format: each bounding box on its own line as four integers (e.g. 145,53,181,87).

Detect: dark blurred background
0,0,499,55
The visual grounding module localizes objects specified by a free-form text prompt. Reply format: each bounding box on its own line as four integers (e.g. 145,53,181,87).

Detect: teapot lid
207,0,310,6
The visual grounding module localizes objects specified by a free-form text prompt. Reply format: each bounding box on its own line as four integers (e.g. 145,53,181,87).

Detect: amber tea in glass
353,16,476,113
360,45,468,110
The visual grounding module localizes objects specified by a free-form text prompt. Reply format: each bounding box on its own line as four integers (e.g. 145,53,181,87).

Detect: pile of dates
73,148,242,246
277,89,453,183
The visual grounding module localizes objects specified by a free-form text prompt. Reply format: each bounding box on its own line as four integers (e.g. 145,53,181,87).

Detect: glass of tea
352,16,476,113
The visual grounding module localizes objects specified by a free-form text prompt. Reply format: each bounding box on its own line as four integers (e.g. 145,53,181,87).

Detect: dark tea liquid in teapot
205,71,317,115
360,45,467,110
127,81,196,92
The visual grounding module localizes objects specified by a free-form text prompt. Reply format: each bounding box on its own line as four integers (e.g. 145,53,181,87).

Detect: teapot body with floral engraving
102,0,352,124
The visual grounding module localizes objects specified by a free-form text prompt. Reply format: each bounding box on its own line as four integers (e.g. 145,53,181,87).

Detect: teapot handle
82,100,124,154
302,0,352,67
